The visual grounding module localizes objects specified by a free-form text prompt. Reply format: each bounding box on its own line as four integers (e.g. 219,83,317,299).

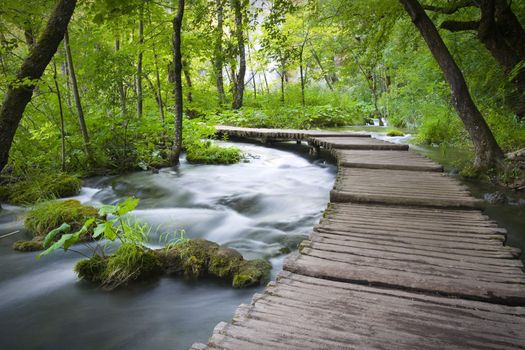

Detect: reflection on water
0,141,335,350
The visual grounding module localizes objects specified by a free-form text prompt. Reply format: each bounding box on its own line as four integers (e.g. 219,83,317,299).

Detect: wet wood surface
191,126,525,349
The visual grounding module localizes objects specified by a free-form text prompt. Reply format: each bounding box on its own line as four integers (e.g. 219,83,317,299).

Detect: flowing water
0,141,336,350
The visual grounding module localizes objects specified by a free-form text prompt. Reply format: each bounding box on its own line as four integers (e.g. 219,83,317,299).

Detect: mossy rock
232,259,272,288
1,173,81,205
208,247,244,278
386,129,405,137
75,255,108,284
174,239,220,279
25,200,98,237
75,245,162,289
13,239,44,252
186,142,242,165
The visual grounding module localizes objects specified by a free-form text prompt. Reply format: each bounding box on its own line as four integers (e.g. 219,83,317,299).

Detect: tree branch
423,0,477,14
441,20,480,32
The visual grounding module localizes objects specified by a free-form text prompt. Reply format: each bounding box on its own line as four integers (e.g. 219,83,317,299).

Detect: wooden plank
336,149,443,172
331,168,485,209
284,253,525,305
202,273,525,350
310,136,409,150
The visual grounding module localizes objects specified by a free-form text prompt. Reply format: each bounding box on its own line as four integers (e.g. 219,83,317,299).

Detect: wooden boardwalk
193,126,525,349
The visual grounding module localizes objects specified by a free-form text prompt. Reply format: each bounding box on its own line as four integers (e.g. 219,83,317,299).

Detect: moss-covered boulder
232,259,272,288
13,239,44,252
386,129,405,137
186,142,242,165
25,199,98,237
75,244,162,289
208,247,244,278
0,173,81,205
155,239,271,288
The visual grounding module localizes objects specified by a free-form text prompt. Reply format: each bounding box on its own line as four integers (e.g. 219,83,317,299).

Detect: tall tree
425,0,525,118
64,30,90,159
214,0,226,105
0,0,77,173
136,3,144,119
170,0,184,166
400,0,503,170
231,0,246,110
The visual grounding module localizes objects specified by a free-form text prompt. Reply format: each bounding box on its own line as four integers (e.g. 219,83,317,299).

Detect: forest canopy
0,0,524,182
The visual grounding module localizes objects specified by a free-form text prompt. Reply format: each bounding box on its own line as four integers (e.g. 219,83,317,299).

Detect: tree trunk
299,50,305,107
64,30,90,159
309,44,334,91
136,4,144,119
400,0,503,170
182,59,193,103
0,0,77,173
115,37,127,118
152,44,165,125
214,0,226,105
52,61,66,172
170,0,184,166
232,0,246,109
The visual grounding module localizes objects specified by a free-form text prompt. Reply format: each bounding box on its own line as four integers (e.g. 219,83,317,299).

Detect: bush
25,200,98,237
186,141,242,165
386,129,405,137
0,173,81,205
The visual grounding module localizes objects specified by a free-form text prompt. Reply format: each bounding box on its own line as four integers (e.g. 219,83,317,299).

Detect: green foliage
0,174,81,206
186,141,242,165
25,200,98,237
386,129,405,137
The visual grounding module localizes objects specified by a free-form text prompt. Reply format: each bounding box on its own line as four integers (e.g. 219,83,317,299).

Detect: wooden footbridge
191,126,525,350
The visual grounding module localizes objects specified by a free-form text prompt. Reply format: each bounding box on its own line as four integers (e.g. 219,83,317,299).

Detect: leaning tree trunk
214,0,226,105
0,0,77,173
170,0,184,166
232,0,246,110
400,0,503,170
64,30,90,159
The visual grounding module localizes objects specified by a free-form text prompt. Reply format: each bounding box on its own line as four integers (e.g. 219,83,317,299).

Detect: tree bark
214,0,226,105
400,0,503,170
64,30,90,158
434,0,525,117
182,59,193,103
152,44,165,125
115,37,127,118
52,61,66,172
309,44,334,91
232,0,246,109
136,4,144,119
0,0,77,173
170,0,184,166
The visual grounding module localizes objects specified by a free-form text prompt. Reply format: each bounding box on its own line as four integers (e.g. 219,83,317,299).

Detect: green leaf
98,204,118,216
117,197,139,216
37,233,76,259
42,223,71,248
93,223,106,238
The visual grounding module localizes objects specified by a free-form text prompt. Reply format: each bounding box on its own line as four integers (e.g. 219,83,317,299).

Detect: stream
0,141,336,350
1,131,524,350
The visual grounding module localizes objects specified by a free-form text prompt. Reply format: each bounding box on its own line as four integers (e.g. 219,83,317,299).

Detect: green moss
75,244,161,289
232,259,272,288
386,129,405,137
1,173,81,206
74,255,108,284
25,199,98,237
13,239,44,252
186,142,242,165
173,239,220,279
208,247,244,278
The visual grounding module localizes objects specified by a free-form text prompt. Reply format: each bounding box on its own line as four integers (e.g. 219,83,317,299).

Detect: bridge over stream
191,126,525,350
